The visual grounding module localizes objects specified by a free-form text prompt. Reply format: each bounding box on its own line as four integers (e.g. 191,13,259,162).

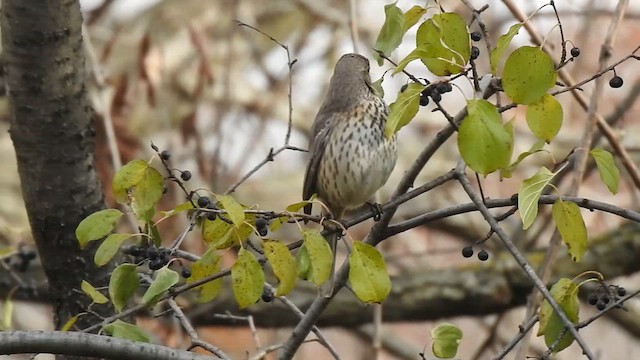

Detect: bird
302,53,398,292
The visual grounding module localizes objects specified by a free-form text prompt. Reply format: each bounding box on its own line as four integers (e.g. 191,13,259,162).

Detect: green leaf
416,13,470,76
373,2,405,65
61,314,80,332
187,248,222,303
403,5,426,33
348,242,391,303
552,200,588,262
109,263,139,312
94,233,133,267
518,167,554,230
590,148,620,194
502,46,557,104
490,23,522,74
142,266,179,305
81,280,109,304
501,139,547,178
296,245,312,281
537,278,579,352
392,48,428,76
263,240,297,296
458,99,513,175
302,229,332,286
385,82,426,138
112,159,163,216
232,248,264,309
102,320,150,343
75,209,123,249
160,201,194,218
431,322,463,358
202,213,256,250
370,76,384,98
217,194,245,228
0,246,17,259
526,94,563,142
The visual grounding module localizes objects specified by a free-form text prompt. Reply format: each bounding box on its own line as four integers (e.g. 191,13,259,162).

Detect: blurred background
1,0,640,359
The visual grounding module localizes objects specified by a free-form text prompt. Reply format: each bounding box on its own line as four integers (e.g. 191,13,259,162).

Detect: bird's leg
365,201,384,221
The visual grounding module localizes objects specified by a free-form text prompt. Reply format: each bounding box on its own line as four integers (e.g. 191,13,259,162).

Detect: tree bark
1,0,117,351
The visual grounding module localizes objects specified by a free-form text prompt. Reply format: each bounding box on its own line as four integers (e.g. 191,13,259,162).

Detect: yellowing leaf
537,278,579,352
518,167,554,230
502,46,557,104
373,2,405,65
526,94,563,143
61,314,80,332
271,200,311,232
94,233,132,267
75,209,123,248
109,263,139,312
490,23,522,74
103,320,150,343
416,13,470,76
202,213,256,250
431,322,463,358
142,266,179,305
187,249,222,303
501,139,546,178
264,240,297,296
112,160,163,216
81,280,109,304
217,194,245,228
458,99,513,175
348,242,391,303
232,248,264,309
302,229,332,287
403,6,426,33
552,200,588,262
590,148,620,194
385,82,426,138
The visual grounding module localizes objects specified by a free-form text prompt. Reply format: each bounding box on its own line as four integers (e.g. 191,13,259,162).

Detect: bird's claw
366,202,384,221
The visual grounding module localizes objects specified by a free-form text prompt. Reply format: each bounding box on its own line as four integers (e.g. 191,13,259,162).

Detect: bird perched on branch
302,53,398,292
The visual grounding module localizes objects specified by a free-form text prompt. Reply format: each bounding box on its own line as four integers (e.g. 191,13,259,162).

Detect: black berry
127,246,142,257
181,269,192,278
470,46,480,60
419,96,429,107
400,84,408,93
436,82,452,94
147,247,158,260
617,287,626,297
160,150,171,160
197,196,211,208
430,90,442,103
600,295,610,304
596,301,606,311
180,171,192,181
149,258,165,270
21,249,37,261
570,47,580,58
588,293,599,305
462,246,474,258
255,217,269,237
477,249,489,261
471,31,482,42
609,75,623,88
207,212,217,221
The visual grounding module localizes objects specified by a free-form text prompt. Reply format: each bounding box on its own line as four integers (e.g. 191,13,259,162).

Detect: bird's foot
366,202,384,221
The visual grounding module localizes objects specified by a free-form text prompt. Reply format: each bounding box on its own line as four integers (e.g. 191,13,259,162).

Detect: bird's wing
303,112,335,215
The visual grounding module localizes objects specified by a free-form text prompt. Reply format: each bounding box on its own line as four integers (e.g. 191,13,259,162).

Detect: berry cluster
196,195,219,221
587,285,626,311
2,245,37,272
123,244,192,278
461,246,489,261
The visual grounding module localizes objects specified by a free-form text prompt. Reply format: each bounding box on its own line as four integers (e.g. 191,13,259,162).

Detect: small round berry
470,46,480,60
462,246,474,258
419,96,430,107
430,90,442,103
609,75,623,88
159,249,171,263
600,295,610,304
400,84,408,93
588,293,599,305
180,171,192,181
160,150,171,160
255,217,269,237
617,287,626,297
197,196,211,208
181,269,192,278
20,249,37,261
147,247,159,260
570,47,580,58
261,289,273,302
127,246,142,257
477,249,489,261
207,212,217,221
436,82,452,94
596,301,606,311
471,31,482,42
149,258,165,270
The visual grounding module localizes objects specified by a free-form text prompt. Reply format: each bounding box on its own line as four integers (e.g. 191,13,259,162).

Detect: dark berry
470,46,480,60
147,247,158,260
159,249,171,263
197,196,211,208
477,249,489,261
261,292,273,302
462,246,474,258
617,287,626,297
160,150,171,160
127,246,142,257
471,31,482,42
570,47,580,58
609,75,623,88
180,171,192,181
255,217,269,237
149,258,165,270
430,90,442,103
181,269,192,278
596,301,606,311
600,295,610,304
436,82,452,94
419,96,429,107
588,293,599,305
400,84,408,93
207,212,217,221
20,249,37,261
